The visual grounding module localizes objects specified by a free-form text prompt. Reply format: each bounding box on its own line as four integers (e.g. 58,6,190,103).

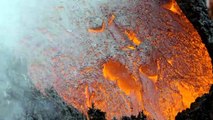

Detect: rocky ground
175,86,213,120
89,0,213,119
176,0,213,61
175,0,213,119
1,0,212,120
20,0,213,120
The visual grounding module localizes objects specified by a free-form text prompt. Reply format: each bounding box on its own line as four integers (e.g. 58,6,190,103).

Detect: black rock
87,103,106,120
121,112,147,120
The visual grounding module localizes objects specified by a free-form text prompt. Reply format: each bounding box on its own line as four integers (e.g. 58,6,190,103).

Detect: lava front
22,0,213,119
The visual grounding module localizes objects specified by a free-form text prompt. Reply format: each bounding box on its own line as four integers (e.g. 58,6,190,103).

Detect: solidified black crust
87,103,106,120
87,103,147,120
121,112,147,120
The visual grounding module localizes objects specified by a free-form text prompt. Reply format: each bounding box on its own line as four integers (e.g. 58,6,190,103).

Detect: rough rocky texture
121,112,147,120
176,0,213,62
175,0,213,119
175,85,213,120
88,104,106,120
24,0,213,119
87,105,147,120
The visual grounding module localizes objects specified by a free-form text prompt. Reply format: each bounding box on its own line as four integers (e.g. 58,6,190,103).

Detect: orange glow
139,66,158,83
162,0,181,15
108,14,116,26
103,59,142,100
28,1,213,120
85,85,91,107
148,75,158,83
167,59,173,65
124,30,141,46
127,45,136,50
121,45,136,51
88,21,106,33
175,82,196,107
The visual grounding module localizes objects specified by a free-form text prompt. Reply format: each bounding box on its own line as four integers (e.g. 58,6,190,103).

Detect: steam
0,47,85,120
0,1,28,119
0,0,211,120
0,1,85,120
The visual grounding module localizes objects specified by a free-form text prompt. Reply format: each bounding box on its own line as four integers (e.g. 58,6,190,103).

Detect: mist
0,1,86,120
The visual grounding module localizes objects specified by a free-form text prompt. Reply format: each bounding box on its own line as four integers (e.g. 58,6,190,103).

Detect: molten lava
162,0,181,15
103,59,142,100
124,29,141,46
25,0,213,120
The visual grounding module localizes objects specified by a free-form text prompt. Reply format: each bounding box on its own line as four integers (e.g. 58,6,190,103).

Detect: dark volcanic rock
88,104,106,120
121,112,147,120
87,104,147,120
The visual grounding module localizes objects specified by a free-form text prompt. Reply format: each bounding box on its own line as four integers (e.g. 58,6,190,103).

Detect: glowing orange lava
108,14,116,26
88,21,106,33
124,30,141,46
27,0,213,120
162,0,181,15
103,59,142,100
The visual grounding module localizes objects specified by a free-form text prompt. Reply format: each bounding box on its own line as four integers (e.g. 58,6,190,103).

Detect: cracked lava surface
20,0,213,119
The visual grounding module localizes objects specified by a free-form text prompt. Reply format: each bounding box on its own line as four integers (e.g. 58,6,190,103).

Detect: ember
103,59,142,100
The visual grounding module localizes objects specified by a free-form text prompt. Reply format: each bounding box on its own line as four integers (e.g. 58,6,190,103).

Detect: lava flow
24,0,213,119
